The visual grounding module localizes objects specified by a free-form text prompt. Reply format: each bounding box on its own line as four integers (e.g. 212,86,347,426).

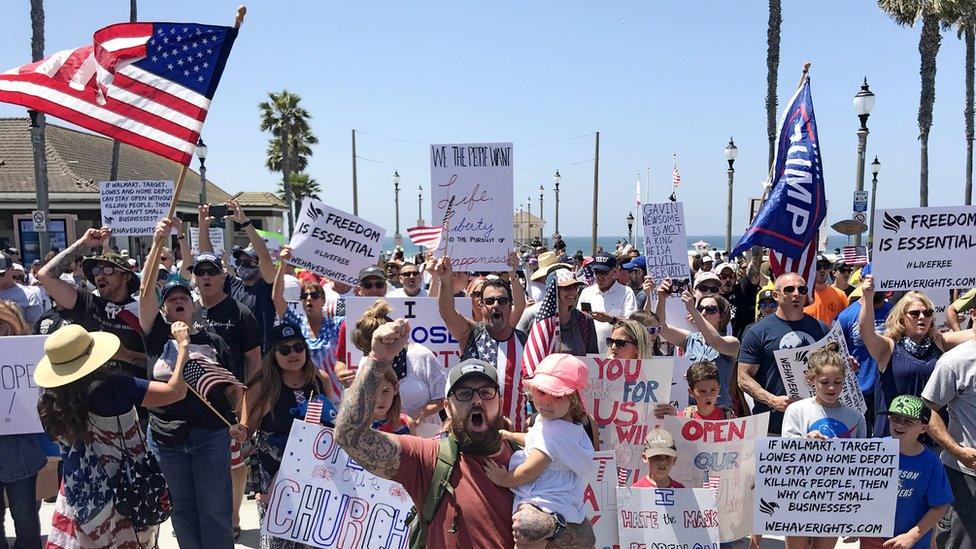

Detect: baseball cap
524,353,588,397
0,253,14,274
232,246,259,262
642,428,678,458
192,252,222,269
622,255,647,272
816,254,831,268
880,395,931,423
716,262,736,275
11,263,25,274
701,254,714,264
358,265,387,282
757,288,776,303
591,252,617,272
267,322,304,350
694,271,721,288
445,358,499,397
160,280,192,302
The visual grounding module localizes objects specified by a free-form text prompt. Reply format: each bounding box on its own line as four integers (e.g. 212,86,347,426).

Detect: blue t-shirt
891,447,953,548
836,299,893,395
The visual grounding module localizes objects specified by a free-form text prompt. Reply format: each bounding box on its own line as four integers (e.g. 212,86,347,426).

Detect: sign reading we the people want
430,143,514,271
642,201,690,281
616,487,720,548
773,322,866,414
99,180,174,236
871,205,976,291
4,335,46,436
262,422,411,548
754,437,898,538
287,199,386,286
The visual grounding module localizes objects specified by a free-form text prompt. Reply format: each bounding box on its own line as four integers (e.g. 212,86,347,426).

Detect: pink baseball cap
524,353,588,397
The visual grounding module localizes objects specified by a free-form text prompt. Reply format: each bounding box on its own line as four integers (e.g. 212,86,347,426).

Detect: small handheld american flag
841,245,868,267
304,397,324,425
183,357,245,399
406,225,444,250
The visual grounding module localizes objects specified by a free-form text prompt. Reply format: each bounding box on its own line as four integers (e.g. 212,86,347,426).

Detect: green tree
259,90,316,230
943,0,976,204
265,125,318,174
277,172,321,218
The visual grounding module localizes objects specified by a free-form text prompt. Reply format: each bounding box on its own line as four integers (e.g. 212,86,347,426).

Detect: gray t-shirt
922,339,976,476
781,397,867,439
0,284,43,329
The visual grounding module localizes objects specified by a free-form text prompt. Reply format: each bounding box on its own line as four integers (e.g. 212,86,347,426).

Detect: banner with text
871,205,976,291
262,421,411,548
581,355,673,484
189,227,225,255
288,199,386,286
616,487,719,548
754,437,898,537
583,451,620,549
773,322,866,414
99,180,173,236
664,413,770,541
430,143,514,271
642,201,690,281
6,335,46,436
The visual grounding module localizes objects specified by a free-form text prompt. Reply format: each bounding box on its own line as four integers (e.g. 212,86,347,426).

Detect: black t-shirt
227,276,275,345
34,306,76,335
70,290,146,379
88,376,151,417
728,277,760,340
192,294,260,381
145,313,236,432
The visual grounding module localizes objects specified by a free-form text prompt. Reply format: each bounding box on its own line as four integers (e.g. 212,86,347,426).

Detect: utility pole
29,0,50,261
351,129,359,215
591,132,600,254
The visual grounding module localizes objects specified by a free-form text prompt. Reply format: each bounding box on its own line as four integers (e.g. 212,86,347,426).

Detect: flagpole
188,383,234,428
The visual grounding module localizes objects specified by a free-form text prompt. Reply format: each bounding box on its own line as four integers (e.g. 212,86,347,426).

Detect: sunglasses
91,265,119,277
646,326,662,335
300,291,323,300
275,341,308,356
452,385,498,402
906,309,934,319
697,305,720,315
838,267,853,274
236,259,257,268
400,271,420,278
193,265,222,277
606,337,637,349
697,285,720,294
718,273,735,280
781,285,809,296
482,296,511,306
360,280,386,290
759,300,778,309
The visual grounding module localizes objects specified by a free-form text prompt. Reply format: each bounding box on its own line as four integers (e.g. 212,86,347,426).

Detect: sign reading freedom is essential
642,201,690,281
754,437,898,537
262,421,411,548
616,487,719,548
430,143,514,271
99,180,173,236
664,413,770,542
871,205,976,291
581,355,673,484
4,335,46,436
773,322,866,414
582,451,620,548
288,199,386,286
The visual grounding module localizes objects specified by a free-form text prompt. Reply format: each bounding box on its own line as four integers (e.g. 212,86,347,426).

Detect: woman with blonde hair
605,318,653,360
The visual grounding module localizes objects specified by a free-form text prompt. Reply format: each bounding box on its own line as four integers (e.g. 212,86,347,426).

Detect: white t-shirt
781,397,866,439
923,339,976,476
509,417,596,523
578,281,637,354
386,286,428,298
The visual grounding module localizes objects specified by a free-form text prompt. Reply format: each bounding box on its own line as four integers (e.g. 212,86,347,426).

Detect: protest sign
188,227,225,255
642,201,690,281
4,335,46,435
583,451,620,549
616,487,719,548
754,437,898,537
430,143,514,271
668,355,691,410
288,199,386,286
99,180,174,236
581,355,673,484
257,228,286,256
871,205,976,291
773,322,866,414
262,421,411,548
664,413,770,541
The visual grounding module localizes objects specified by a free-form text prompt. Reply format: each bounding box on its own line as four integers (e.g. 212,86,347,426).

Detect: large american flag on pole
521,269,567,378
0,22,238,165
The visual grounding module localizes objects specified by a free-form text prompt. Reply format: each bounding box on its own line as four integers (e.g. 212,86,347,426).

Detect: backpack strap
409,435,459,549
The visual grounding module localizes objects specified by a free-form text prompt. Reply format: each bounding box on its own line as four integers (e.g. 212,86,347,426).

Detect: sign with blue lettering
6,336,47,435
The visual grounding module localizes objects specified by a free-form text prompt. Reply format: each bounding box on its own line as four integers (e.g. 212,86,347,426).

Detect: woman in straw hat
36,323,192,548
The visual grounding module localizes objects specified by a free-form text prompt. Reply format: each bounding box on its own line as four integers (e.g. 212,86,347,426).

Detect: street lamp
853,78,875,248
538,184,544,242
393,171,401,248
195,138,208,205
417,185,424,227
553,170,561,237
626,212,635,244
723,137,738,254
867,156,881,255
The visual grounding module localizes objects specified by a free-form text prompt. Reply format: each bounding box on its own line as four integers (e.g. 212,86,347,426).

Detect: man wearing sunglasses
387,261,427,298
831,260,856,296
737,272,829,435
803,255,849,325
356,266,389,297
578,252,637,355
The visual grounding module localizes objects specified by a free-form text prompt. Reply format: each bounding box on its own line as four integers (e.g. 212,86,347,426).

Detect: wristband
240,219,252,228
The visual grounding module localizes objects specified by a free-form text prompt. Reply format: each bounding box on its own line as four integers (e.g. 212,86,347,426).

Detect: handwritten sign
668,355,691,410
4,335,46,436
99,180,173,236
871,205,976,291
664,413,770,542
262,421,411,548
773,322,866,414
288,199,386,286
754,437,898,537
583,451,620,549
430,143,513,271
642,201,690,281
616,487,719,548
188,227,225,255
581,355,673,484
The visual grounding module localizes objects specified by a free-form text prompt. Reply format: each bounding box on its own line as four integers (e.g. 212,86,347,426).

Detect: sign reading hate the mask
5,335,46,436
616,487,719,548
99,180,173,236
288,199,386,286
430,143,514,271
642,201,690,281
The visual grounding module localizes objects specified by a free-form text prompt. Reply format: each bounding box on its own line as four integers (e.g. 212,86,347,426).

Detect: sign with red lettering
663,413,769,542
616,487,719,548
582,451,620,548
581,355,674,484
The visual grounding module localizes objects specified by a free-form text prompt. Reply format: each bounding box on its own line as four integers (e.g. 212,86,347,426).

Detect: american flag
305,397,324,425
521,269,566,378
617,467,631,486
635,174,642,208
769,231,818,302
842,245,868,266
702,470,721,490
671,154,681,189
183,357,245,399
406,225,444,250
0,22,238,165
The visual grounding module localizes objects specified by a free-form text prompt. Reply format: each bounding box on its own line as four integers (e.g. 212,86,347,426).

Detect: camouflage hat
82,252,138,296
881,395,931,422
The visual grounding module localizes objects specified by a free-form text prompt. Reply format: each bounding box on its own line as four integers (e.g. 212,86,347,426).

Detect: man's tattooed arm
37,228,105,311
335,356,402,479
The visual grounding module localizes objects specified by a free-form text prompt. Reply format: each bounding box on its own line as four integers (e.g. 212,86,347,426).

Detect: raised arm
684,290,740,356
138,218,171,334
933,324,976,350
507,251,526,328
335,319,410,479
272,246,291,319
142,321,190,408
37,228,110,310
229,199,275,283
641,276,656,311
654,278,691,348
197,204,214,254
857,275,894,369
434,257,474,345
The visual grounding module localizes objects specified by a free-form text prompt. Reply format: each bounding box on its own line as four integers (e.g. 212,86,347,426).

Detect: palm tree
29,0,51,259
766,0,782,169
879,0,951,206
944,1,976,204
265,125,318,174
277,173,321,218
258,91,315,231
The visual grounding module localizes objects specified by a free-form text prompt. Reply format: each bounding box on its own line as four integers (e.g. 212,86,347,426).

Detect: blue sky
1,1,972,238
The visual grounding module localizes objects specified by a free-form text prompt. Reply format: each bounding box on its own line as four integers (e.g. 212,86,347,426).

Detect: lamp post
195,138,208,205
626,212,635,244
723,137,738,254
853,78,875,248
553,170,561,237
393,171,401,248
527,197,533,244
417,185,424,226
538,184,544,242
867,156,881,255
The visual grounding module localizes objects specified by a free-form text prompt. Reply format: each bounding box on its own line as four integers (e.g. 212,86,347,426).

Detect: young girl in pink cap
482,353,596,549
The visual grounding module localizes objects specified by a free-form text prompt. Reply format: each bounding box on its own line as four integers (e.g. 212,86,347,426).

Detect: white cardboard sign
642,201,691,281
288,199,386,286
188,227,225,255
7,335,47,435
773,322,866,414
582,451,620,549
616,487,720,548
99,180,174,236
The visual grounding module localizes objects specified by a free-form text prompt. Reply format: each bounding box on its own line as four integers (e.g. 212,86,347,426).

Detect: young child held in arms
655,361,736,420
483,353,596,549
859,395,952,549
633,428,685,488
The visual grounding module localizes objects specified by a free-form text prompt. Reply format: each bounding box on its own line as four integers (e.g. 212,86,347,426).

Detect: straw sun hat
34,325,120,388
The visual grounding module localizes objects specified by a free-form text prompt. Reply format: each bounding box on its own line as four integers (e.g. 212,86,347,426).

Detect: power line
353,129,596,148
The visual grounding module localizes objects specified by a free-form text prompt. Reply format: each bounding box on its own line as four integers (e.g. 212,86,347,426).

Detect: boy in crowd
655,361,736,420
633,428,685,488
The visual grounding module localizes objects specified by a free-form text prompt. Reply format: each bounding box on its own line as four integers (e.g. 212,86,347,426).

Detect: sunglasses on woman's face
781,285,809,296
605,337,636,349
646,326,662,335
697,285,720,294
276,341,308,356
906,309,934,319
482,296,510,306
697,305,720,315
300,291,323,300
193,265,222,277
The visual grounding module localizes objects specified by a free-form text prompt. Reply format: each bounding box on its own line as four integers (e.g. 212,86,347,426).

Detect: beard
449,406,504,456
